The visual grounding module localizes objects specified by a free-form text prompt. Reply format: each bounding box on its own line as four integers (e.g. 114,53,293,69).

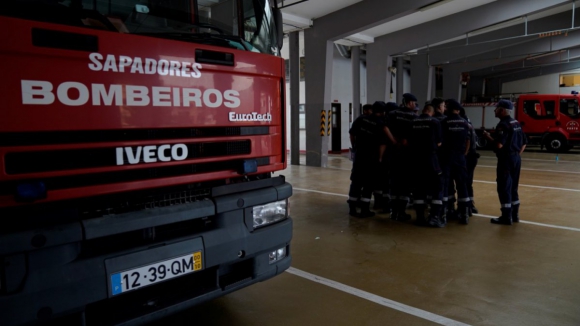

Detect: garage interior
156,150,580,325
152,1,580,325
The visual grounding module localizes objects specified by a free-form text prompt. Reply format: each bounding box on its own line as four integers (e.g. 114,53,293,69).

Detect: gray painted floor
153,149,580,326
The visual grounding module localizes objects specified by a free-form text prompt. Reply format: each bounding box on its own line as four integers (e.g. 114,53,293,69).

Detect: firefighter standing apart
482,100,527,225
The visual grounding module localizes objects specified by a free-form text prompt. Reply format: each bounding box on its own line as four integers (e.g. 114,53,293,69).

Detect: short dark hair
363,104,373,112
445,99,463,112
431,97,444,109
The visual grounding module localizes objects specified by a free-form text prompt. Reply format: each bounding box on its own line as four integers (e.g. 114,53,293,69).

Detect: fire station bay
2,1,580,325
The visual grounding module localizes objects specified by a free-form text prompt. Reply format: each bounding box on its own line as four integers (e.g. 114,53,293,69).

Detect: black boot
427,214,445,228
491,216,512,225
491,208,512,225
348,200,358,217
382,196,391,214
446,201,457,220
390,200,410,221
359,201,376,218
512,204,520,223
414,205,427,225
458,207,469,225
471,200,479,214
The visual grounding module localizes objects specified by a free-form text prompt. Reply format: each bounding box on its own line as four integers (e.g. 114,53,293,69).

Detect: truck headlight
253,199,288,228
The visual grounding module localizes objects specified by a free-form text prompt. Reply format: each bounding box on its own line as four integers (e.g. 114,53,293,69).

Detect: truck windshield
1,0,279,55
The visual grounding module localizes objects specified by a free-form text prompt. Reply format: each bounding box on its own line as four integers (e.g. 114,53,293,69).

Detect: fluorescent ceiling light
419,0,455,12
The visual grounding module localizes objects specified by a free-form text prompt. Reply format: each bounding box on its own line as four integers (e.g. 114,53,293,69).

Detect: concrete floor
155,148,580,326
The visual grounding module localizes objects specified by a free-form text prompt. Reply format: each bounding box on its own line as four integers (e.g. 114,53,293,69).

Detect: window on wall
559,73,580,87
522,100,556,119
560,98,580,118
284,57,305,81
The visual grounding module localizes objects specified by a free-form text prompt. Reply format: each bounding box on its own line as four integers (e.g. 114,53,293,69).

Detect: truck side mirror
273,7,283,51
135,4,150,14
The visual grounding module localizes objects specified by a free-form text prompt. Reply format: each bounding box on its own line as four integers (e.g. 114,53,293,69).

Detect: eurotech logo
566,121,579,132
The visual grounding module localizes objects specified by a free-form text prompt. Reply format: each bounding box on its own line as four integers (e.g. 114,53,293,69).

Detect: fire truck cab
518,93,580,152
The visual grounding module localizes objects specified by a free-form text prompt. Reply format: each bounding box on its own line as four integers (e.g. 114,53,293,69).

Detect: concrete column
396,57,404,105
304,29,333,167
443,66,463,101
289,31,300,166
351,46,361,119
410,54,431,104
366,42,390,102
427,65,435,100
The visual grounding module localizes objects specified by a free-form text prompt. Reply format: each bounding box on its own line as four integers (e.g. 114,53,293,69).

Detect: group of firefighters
347,93,527,227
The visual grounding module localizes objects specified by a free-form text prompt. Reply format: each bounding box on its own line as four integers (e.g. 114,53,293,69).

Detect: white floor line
324,167,580,192
473,180,580,192
293,187,347,197
479,156,580,164
477,164,580,175
473,213,580,232
293,188,580,232
286,267,471,326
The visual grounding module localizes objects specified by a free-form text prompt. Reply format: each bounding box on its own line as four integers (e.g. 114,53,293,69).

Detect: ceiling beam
375,0,569,55
425,8,580,65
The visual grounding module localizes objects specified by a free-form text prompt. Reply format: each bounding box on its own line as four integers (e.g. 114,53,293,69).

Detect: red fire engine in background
464,93,580,152
0,0,292,325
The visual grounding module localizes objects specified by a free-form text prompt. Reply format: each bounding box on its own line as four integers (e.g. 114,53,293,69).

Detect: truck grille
6,140,252,174
0,127,269,146
0,157,270,196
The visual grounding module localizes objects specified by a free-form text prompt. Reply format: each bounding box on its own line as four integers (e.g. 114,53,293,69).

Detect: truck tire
476,137,487,149
544,133,569,153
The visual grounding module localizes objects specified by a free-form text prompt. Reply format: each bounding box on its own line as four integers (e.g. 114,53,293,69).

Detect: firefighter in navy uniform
440,99,472,225
482,100,527,225
348,104,388,218
372,101,397,213
386,93,417,221
460,108,480,216
431,97,446,122
408,103,444,227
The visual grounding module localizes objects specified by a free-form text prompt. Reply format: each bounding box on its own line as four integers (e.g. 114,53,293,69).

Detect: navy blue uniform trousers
496,153,521,217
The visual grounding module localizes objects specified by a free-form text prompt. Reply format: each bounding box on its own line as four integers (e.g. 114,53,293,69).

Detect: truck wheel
476,137,487,148
544,134,569,153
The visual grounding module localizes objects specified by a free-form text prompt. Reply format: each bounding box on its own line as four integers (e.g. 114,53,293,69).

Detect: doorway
331,103,341,153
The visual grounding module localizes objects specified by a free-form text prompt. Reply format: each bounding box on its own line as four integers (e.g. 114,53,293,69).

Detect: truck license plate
110,251,202,295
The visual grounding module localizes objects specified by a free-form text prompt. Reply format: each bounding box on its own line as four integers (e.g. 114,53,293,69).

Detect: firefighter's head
495,99,513,118
402,93,418,111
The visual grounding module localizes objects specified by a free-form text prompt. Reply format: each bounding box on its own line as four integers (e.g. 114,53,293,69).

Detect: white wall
281,31,367,152
502,68,580,95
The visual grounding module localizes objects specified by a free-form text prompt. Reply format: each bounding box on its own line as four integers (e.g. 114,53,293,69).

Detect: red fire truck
464,94,580,152
0,1,291,325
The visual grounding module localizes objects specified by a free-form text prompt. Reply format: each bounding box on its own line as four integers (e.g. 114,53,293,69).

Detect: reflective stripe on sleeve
501,203,512,208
